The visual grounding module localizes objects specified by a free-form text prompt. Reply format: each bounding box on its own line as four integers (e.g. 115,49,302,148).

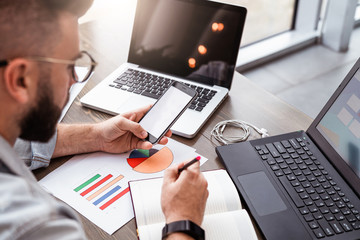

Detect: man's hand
161,160,208,226
53,105,171,158
95,104,172,153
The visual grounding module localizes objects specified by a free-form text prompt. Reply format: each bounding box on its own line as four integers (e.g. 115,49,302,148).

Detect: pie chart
127,147,173,173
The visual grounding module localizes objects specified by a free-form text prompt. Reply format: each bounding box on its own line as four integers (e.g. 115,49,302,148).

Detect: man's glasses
0,51,97,83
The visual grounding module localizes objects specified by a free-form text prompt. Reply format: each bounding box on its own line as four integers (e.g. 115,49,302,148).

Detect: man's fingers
177,159,200,181
177,162,185,169
116,117,148,139
186,159,200,172
121,104,152,121
128,114,136,121
163,165,179,183
135,140,152,150
177,159,200,172
164,130,172,137
158,136,168,145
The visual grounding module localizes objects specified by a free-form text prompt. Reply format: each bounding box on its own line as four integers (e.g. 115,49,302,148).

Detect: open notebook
129,169,257,240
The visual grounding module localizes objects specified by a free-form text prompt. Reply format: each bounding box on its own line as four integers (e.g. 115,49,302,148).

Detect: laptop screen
128,0,246,89
316,68,360,178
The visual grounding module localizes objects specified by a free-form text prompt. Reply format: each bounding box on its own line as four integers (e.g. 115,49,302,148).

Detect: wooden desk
34,14,313,240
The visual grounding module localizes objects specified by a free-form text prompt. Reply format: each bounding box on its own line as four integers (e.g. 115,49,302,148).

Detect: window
236,0,323,71
236,0,297,46
81,0,356,71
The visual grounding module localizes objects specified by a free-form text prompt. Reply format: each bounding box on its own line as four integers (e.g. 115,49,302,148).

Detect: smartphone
138,82,198,144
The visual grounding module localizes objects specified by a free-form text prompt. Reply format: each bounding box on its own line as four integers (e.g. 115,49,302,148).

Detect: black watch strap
162,220,205,240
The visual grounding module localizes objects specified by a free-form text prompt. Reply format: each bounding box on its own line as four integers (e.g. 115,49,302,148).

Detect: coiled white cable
211,120,269,145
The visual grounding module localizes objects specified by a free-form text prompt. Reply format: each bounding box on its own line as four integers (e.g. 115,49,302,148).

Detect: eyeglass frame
0,50,97,83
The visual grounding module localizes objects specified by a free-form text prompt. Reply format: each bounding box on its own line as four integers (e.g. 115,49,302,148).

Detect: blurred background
79,0,360,119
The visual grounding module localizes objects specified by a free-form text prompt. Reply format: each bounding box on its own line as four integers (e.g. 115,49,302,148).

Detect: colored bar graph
93,185,121,206
74,174,101,192
87,175,124,201
80,174,112,196
100,187,130,210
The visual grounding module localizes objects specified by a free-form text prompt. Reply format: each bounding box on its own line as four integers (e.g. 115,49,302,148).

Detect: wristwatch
162,220,205,240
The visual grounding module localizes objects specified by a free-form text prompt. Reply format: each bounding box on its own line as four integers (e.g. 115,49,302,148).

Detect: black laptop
216,58,360,240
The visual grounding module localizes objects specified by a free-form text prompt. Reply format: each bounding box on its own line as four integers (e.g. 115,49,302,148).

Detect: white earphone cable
211,120,269,145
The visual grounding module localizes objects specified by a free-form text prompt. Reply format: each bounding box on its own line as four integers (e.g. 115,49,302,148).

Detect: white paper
39,138,208,234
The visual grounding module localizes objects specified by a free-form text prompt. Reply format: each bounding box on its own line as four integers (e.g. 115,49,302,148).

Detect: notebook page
130,177,165,226
202,210,258,240
130,169,242,227
203,170,242,215
137,210,257,240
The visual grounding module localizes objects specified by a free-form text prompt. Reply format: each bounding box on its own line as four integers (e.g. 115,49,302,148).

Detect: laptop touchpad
237,171,287,216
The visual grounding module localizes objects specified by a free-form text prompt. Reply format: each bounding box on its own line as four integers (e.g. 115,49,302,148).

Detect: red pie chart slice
127,157,148,168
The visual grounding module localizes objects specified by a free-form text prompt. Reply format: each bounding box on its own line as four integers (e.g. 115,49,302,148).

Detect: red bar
100,187,130,210
80,174,112,196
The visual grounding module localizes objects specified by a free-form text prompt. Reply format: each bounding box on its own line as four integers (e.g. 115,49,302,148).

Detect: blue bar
93,185,121,206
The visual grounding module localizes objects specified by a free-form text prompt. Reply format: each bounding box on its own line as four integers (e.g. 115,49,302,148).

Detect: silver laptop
80,0,247,138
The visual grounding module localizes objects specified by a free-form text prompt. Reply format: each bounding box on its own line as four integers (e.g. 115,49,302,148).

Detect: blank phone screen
139,85,192,139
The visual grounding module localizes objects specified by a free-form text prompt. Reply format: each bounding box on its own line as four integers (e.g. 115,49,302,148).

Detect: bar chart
74,173,128,211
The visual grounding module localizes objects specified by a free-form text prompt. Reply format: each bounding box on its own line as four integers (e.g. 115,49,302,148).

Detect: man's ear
3,59,37,104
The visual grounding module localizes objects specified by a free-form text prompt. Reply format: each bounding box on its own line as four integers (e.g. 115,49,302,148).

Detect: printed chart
74,174,129,210
39,138,207,234
127,147,173,173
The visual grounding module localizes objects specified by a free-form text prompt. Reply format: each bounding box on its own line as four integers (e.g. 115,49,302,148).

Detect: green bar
74,174,101,192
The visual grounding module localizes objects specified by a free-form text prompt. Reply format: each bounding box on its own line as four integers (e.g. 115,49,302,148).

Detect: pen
178,156,201,174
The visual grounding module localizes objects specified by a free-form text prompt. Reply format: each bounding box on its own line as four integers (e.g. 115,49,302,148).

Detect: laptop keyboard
254,137,360,239
108,69,217,112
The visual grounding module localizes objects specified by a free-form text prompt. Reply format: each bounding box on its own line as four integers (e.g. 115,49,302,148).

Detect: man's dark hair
0,0,93,59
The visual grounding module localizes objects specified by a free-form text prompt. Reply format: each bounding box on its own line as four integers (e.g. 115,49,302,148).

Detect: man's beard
19,78,63,143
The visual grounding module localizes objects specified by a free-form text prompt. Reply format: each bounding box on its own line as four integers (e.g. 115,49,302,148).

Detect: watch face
162,220,205,240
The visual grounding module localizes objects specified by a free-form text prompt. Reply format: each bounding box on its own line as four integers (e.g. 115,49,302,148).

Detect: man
0,0,208,239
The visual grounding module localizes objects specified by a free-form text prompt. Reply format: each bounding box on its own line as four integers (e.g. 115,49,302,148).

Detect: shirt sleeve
14,130,58,171
0,172,87,240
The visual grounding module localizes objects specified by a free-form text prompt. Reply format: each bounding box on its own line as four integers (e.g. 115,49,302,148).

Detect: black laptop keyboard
108,69,217,112
254,137,360,239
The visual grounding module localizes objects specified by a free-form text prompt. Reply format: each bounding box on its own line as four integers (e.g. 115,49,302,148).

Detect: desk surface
34,14,312,240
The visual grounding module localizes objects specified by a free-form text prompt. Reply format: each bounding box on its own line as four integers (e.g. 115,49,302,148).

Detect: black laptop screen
316,68,360,178
128,0,246,89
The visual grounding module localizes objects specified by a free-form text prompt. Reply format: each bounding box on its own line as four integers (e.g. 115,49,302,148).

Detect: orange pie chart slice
132,147,173,173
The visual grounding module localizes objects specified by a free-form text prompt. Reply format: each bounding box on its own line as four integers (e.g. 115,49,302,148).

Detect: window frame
355,1,360,27
236,0,322,71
